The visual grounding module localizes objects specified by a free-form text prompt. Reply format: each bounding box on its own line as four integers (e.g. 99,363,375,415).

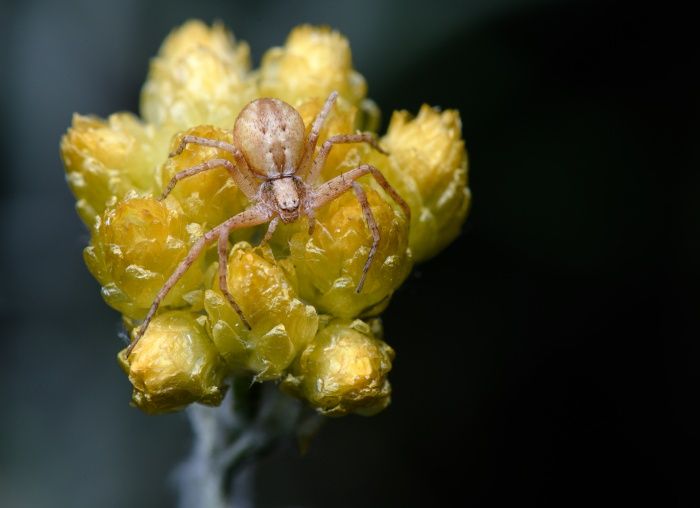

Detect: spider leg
160,158,257,201
306,211,316,236
218,230,252,330
261,216,280,244
168,135,260,199
311,164,411,222
170,135,237,158
306,133,387,184
126,204,272,357
352,182,380,293
298,91,339,174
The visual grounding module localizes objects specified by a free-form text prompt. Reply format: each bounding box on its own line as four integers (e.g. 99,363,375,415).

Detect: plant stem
174,378,314,508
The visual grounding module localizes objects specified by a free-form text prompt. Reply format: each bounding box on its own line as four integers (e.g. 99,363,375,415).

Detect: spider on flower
127,91,410,356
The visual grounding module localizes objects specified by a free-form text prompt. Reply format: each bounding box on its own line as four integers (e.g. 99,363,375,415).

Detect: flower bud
204,243,318,381
141,20,255,130
60,113,165,229
259,25,366,107
373,105,470,262
281,318,394,416
84,197,205,319
287,186,412,318
118,311,227,413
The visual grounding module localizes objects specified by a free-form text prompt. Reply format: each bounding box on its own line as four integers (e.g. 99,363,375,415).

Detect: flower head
61,20,470,416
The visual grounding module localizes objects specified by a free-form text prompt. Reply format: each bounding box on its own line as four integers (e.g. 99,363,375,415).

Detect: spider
126,91,410,356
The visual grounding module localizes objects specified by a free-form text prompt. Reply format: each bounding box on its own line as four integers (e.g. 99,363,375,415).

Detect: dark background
1,0,697,506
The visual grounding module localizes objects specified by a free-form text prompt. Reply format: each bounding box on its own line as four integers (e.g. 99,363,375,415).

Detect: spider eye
282,197,299,210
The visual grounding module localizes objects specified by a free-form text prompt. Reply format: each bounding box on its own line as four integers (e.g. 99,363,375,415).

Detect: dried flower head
60,20,470,416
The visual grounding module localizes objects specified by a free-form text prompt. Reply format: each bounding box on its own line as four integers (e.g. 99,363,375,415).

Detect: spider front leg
167,135,259,199
126,204,272,357
312,164,411,220
160,158,258,201
311,164,410,293
298,91,339,172
170,135,237,158
306,133,387,184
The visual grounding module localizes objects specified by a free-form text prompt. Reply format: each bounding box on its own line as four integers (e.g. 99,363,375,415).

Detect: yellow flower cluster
60,20,470,415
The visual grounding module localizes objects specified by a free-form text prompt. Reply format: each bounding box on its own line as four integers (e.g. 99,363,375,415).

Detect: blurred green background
0,0,696,506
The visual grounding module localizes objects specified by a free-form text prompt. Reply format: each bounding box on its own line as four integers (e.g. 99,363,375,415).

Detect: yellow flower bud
281,318,394,416
161,125,251,233
118,311,227,414
141,20,255,130
60,112,165,229
287,186,412,318
204,243,318,381
374,105,471,262
84,197,205,319
259,25,366,106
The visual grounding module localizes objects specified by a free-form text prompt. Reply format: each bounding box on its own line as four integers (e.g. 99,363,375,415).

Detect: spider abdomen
233,98,305,177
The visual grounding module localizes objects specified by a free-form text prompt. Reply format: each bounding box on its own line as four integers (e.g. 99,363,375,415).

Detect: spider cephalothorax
126,91,410,356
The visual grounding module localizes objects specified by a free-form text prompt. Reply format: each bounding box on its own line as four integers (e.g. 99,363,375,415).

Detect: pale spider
126,91,410,356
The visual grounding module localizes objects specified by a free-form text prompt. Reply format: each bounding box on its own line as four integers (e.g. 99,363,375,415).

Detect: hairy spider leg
298,91,339,175
310,164,410,293
261,216,280,244
308,133,387,184
126,205,272,357
218,229,252,330
351,182,380,293
305,209,316,235
161,158,256,201
312,164,410,221
168,135,259,198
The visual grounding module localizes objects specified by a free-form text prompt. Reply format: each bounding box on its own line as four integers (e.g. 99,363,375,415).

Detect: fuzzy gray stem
174,379,308,508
